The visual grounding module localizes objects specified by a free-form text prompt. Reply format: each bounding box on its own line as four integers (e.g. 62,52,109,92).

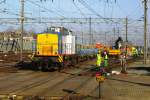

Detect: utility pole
81,22,83,45
20,0,24,61
117,27,119,37
144,0,148,64
113,27,116,42
89,17,92,45
105,32,106,46
125,17,128,59
82,32,83,45
125,17,128,45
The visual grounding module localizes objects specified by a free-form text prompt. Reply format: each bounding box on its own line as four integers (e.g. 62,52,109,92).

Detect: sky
0,0,145,18
0,0,149,46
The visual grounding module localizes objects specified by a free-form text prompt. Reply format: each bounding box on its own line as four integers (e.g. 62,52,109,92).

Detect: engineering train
32,27,98,71
108,37,142,58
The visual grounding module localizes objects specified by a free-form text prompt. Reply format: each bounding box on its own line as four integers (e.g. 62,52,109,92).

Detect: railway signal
95,71,105,99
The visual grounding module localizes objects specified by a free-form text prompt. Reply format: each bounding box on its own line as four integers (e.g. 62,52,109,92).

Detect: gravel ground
0,58,149,100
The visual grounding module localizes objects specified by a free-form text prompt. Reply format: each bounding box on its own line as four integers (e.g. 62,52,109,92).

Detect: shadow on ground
14,61,57,72
107,77,150,87
128,67,150,72
62,89,100,100
128,67,150,76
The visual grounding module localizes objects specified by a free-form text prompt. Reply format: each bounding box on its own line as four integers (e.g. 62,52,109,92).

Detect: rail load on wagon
108,37,140,59
108,37,122,58
32,27,98,71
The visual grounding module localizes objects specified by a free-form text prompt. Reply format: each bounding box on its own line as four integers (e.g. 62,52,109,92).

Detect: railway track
0,52,142,74
0,61,96,99
0,63,18,73
0,52,31,73
71,56,143,77
0,55,145,100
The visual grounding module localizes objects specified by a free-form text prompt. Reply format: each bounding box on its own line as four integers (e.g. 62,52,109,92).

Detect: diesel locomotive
32,27,98,71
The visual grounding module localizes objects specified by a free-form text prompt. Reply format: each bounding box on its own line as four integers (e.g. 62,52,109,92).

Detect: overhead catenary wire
0,0,146,44
40,0,73,18
0,9,19,16
115,0,128,16
104,0,107,17
110,0,114,18
26,0,65,18
78,0,104,18
0,0,126,27
47,0,67,18
72,0,86,18
0,0,6,4
78,0,123,24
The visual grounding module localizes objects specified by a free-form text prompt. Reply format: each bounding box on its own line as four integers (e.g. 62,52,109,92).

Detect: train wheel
38,61,45,71
42,60,52,71
71,59,77,67
63,61,68,68
58,63,64,72
38,65,42,71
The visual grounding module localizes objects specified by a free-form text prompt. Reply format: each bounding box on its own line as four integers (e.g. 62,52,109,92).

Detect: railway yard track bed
0,57,150,99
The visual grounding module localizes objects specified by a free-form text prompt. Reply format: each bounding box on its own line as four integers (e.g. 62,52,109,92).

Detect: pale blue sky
0,0,144,18
0,0,149,46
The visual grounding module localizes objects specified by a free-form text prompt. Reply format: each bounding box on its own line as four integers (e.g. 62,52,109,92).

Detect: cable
127,2,143,18
103,0,106,17
115,0,127,17
81,0,123,24
47,0,66,18
26,0,65,18
98,0,102,4
0,0,6,4
72,0,86,18
79,0,105,18
0,9,19,16
78,0,114,23
110,0,114,18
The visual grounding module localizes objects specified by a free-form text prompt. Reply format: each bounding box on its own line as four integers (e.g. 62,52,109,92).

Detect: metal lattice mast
20,0,24,61
144,0,148,64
